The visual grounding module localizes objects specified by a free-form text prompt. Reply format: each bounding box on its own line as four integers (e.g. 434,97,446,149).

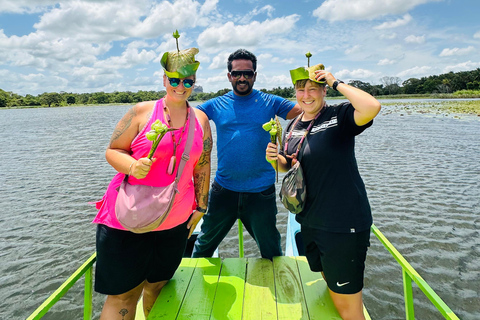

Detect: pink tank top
92,98,204,231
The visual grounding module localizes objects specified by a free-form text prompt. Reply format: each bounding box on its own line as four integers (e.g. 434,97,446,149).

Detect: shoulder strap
175,105,196,182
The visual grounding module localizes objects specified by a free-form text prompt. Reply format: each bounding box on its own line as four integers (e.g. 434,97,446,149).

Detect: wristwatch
196,206,207,213
332,80,344,91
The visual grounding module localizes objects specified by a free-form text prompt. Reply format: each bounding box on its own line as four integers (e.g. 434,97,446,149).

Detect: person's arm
314,70,381,126
105,101,155,179
188,109,212,238
286,104,303,119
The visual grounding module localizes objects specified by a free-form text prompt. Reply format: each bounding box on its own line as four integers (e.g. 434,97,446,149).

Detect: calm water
0,102,479,319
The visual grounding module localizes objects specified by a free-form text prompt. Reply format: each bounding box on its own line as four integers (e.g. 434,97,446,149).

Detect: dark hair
227,49,257,72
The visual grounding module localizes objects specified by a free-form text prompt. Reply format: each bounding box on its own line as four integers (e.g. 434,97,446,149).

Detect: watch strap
333,80,344,91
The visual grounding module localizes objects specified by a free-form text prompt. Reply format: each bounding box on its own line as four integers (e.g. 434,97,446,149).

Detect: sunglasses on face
168,77,195,88
230,70,255,79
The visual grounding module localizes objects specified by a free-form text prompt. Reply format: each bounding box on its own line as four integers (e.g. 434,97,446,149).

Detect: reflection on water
0,102,478,319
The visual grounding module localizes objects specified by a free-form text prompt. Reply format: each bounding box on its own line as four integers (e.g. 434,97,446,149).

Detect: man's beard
232,80,253,96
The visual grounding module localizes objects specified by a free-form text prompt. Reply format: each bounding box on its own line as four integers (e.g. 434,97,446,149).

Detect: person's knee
143,280,168,297
329,290,365,320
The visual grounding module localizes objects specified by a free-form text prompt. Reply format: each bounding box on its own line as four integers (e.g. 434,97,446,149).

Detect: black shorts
301,225,370,294
95,219,189,295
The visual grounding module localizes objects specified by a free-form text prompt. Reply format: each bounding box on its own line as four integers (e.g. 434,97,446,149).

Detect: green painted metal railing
27,225,459,319
26,253,96,320
371,224,459,320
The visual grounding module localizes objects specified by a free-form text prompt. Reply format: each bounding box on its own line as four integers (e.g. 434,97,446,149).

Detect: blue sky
0,0,479,95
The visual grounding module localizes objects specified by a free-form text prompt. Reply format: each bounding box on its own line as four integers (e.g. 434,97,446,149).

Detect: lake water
0,101,479,319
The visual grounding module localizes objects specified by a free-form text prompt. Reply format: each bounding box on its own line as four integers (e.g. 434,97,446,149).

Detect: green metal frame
26,253,96,320
27,225,460,319
371,224,459,320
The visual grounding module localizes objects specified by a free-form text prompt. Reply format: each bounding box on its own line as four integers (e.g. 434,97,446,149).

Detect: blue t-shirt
197,89,295,192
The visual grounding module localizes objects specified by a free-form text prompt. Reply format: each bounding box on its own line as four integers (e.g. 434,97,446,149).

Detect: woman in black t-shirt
266,63,381,320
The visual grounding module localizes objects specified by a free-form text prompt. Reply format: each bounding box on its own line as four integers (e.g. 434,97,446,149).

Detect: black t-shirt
281,102,373,233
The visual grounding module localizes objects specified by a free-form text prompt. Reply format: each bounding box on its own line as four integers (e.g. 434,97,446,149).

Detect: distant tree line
1,68,479,108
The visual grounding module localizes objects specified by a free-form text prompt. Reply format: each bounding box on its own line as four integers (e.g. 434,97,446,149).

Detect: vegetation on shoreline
1,68,479,109
380,100,480,117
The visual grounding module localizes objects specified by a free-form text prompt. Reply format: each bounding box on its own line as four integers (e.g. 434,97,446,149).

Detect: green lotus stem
146,120,178,159
173,30,180,53
305,51,312,67
262,118,279,181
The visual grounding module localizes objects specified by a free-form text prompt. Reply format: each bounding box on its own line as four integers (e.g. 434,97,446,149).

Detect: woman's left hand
314,70,336,87
187,210,204,238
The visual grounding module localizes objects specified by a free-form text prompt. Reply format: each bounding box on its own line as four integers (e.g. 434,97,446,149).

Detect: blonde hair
294,79,325,89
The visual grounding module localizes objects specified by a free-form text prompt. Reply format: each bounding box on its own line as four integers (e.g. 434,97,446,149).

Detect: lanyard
284,107,324,161
164,104,189,175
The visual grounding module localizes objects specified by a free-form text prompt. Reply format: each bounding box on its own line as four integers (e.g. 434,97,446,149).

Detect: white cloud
380,33,397,40
208,52,231,70
442,61,480,73
336,68,379,80
404,35,425,44
378,58,396,65
313,0,438,21
397,65,432,78
474,31,480,39
197,15,300,50
374,14,412,30
0,0,56,14
345,45,362,55
439,46,476,57
238,5,276,24
95,45,157,70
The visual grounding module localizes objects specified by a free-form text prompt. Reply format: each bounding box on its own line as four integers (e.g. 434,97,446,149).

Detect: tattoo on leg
119,308,128,319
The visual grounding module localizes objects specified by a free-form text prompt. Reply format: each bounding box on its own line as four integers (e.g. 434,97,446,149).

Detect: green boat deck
136,256,370,320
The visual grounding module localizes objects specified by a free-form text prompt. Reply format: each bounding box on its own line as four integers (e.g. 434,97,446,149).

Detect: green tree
0,89,8,107
89,91,109,104
40,92,63,107
114,92,133,104
66,95,76,104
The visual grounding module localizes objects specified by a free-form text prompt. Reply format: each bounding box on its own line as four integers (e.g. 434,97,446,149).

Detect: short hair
294,79,326,89
227,49,257,72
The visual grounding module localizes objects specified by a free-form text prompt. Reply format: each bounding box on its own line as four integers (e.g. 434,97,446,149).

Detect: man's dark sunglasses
168,77,195,88
230,70,255,79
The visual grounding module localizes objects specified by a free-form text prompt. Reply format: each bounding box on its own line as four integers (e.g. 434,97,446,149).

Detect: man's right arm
286,103,302,119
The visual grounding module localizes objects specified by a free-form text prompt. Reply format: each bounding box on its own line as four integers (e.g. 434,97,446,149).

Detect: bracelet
196,206,207,213
128,161,135,176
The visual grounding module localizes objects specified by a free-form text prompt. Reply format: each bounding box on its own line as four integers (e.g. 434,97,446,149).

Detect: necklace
163,103,189,175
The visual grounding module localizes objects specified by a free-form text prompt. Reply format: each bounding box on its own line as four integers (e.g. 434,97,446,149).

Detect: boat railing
26,252,96,320
370,224,459,320
27,223,459,319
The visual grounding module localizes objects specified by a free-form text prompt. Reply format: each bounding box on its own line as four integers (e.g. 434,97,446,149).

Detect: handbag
115,107,196,233
279,109,323,214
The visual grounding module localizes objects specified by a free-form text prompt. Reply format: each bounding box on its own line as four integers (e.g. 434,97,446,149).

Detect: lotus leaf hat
160,30,200,78
290,52,325,85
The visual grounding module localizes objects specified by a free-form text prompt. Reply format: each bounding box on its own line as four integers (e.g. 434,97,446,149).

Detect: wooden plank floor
144,256,371,320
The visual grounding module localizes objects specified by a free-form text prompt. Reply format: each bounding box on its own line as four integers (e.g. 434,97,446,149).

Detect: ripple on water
0,106,479,319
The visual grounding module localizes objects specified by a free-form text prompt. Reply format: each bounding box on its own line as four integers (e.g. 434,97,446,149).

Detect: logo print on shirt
311,116,338,134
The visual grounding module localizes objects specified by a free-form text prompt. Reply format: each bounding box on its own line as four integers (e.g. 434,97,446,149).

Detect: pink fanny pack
115,107,196,233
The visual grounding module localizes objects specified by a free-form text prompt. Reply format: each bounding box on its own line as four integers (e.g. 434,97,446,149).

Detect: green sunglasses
168,77,195,88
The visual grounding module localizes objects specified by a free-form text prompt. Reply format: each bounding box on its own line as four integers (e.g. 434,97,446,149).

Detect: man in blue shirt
192,49,301,259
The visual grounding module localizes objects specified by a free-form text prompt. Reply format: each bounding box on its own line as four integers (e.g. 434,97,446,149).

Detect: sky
0,0,479,96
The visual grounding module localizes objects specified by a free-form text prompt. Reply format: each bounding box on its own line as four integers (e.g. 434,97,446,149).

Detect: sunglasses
230,70,255,79
168,77,195,88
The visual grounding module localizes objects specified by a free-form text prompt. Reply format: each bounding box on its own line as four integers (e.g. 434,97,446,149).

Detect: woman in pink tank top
93,40,212,319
